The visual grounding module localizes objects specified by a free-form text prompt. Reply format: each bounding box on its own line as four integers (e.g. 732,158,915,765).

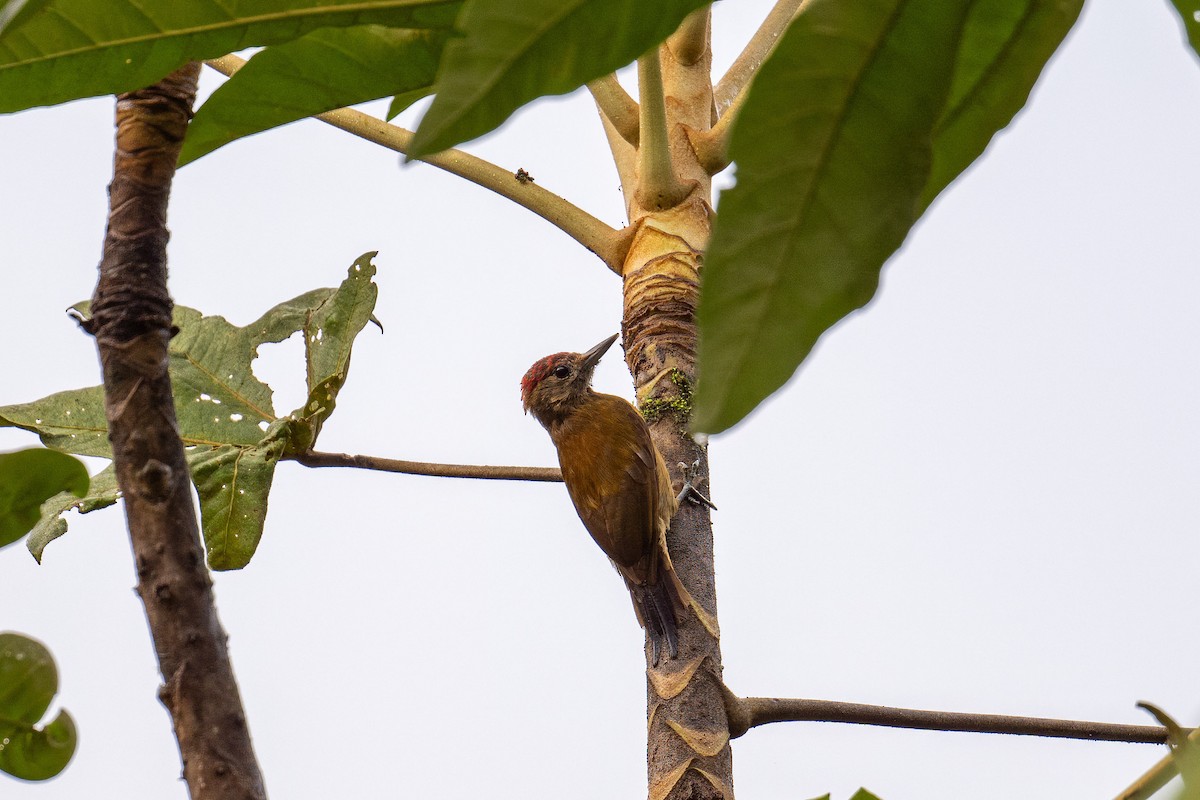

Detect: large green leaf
0,632,76,781
192,253,379,568
0,449,88,549
27,464,119,563
919,0,1083,210
180,25,448,165
0,0,460,114
0,254,381,568
407,0,708,157
1169,0,1200,61
692,0,972,434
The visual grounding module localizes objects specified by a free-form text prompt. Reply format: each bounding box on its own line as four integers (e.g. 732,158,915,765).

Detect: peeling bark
87,63,266,800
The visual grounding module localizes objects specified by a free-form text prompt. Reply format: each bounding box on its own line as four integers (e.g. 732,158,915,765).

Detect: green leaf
190,254,379,568
0,0,51,37
388,84,433,120
692,0,972,434
291,251,380,451
1169,0,1200,61
0,0,460,114
407,0,707,157
919,0,1083,210
0,632,77,781
0,449,88,549
188,424,290,570
180,26,447,166
848,791,883,800
0,388,109,458
1,254,380,567
168,295,324,447
27,464,119,563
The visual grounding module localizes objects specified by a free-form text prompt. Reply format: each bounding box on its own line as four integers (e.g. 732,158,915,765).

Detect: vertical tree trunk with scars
602,12,735,800
87,63,266,800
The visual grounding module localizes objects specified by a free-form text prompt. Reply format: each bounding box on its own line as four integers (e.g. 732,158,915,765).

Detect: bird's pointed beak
581,333,620,370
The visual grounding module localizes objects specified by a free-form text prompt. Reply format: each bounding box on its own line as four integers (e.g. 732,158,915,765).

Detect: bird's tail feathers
632,580,679,665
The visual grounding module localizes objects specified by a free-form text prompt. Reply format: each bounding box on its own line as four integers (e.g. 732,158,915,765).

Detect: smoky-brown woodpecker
521,333,683,662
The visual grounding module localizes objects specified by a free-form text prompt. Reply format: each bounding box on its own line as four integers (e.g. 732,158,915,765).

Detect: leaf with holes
0,0,460,113
0,632,76,781
0,254,380,566
180,26,446,165
188,422,291,570
290,251,380,452
0,388,109,458
693,0,972,433
27,464,119,563
407,0,709,157
0,449,88,549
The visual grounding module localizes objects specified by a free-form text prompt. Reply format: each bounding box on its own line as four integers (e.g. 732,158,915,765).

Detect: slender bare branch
668,6,711,66
292,450,562,482
722,690,1179,745
587,74,639,147
714,0,804,112
634,51,691,210
204,55,630,273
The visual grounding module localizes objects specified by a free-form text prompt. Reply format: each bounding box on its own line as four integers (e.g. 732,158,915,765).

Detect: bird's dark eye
553,365,571,379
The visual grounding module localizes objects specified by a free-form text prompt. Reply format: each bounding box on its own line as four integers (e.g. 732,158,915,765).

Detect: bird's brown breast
549,392,672,581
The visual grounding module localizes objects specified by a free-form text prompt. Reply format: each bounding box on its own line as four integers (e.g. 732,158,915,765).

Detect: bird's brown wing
556,394,664,579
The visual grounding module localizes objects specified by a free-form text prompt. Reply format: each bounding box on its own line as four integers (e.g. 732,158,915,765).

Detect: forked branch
204,56,631,273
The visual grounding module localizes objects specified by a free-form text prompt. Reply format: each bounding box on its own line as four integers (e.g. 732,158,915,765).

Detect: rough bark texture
616,18,735,800
88,62,267,800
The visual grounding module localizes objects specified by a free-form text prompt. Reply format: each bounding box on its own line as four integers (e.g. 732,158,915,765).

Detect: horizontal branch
291,450,562,482
203,56,630,273
723,692,1178,745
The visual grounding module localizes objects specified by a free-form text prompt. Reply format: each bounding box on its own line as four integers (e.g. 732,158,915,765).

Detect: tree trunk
87,62,267,800
610,15,735,799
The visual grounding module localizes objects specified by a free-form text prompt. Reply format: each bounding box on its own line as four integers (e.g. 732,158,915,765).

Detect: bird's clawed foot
675,459,717,510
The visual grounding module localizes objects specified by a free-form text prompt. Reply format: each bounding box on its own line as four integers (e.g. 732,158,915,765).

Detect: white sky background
3,1,1199,797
